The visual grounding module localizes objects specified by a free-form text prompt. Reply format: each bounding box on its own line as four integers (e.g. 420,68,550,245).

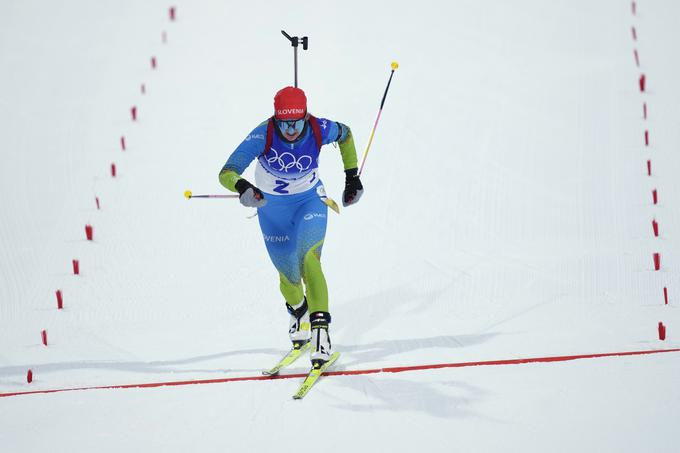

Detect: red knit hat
274,86,307,119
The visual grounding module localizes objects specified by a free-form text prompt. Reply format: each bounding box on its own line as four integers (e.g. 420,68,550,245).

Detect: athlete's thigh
293,195,328,259
257,200,300,281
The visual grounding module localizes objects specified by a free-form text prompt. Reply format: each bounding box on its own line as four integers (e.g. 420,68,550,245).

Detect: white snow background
1,0,680,451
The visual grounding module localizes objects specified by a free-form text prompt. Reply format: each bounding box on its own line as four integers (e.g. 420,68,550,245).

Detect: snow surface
1,0,680,451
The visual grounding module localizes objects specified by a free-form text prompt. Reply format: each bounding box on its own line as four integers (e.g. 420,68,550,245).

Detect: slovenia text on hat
274,86,307,119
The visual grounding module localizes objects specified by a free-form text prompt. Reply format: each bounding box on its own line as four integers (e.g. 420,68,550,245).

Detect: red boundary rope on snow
3,348,679,399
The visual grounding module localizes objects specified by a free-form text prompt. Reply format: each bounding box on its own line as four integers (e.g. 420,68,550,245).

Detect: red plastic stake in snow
72,259,80,275
169,7,176,21
41,330,47,346
151,57,157,69
111,163,117,178
632,27,637,41
653,253,661,271
639,74,646,92
56,290,63,310
645,130,649,146
652,219,659,237
27,370,33,384
658,322,666,341
664,287,669,305
652,189,658,205
131,106,137,121
643,102,647,119
96,197,100,210
85,224,93,241
647,160,651,176
120,136,126,151
634,49,639,67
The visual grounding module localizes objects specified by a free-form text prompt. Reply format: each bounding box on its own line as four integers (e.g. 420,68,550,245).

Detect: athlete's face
276,117,305,141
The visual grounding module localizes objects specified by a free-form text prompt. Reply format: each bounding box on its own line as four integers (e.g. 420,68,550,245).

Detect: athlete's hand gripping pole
358,61,399,177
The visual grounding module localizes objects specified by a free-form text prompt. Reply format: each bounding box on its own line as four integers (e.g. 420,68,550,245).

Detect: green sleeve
218,169,241,193
338,129,359,170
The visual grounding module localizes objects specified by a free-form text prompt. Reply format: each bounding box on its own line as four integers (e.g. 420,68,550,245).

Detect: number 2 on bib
274,180,290,194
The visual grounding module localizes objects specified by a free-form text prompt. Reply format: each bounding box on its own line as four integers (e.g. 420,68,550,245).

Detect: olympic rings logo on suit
266,148,313,173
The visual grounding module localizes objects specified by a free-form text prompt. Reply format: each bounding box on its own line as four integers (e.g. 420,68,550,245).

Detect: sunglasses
276,118,305,135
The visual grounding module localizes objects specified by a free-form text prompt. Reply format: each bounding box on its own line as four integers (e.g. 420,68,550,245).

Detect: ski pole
358,61,399,177
184,190,238,200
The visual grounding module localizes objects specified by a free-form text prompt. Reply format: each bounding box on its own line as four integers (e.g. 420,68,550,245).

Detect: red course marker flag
72,259,80,275
111,163,117,178
652,219,659,237
658,322,666,341
56,290,63,309
653,253,661,271
27,370,33,384
652,189,658,205
639,74,646,92
664,287,669,305
41,330,47,346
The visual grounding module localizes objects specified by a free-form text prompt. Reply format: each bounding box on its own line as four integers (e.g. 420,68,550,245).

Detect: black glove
235,178,267,208
342,168,364,207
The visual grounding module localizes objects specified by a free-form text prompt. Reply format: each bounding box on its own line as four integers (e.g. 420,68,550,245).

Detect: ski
262,342,311,376
292,351,340,400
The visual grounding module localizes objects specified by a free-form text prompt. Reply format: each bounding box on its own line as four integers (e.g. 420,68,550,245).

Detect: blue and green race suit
219,116,358,313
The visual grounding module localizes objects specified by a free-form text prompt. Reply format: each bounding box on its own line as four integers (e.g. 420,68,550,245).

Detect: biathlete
218,86,363,367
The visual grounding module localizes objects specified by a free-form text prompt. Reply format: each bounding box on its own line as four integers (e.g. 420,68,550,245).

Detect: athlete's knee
301,241,325,283
301,241,323,268
279,272,303,304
